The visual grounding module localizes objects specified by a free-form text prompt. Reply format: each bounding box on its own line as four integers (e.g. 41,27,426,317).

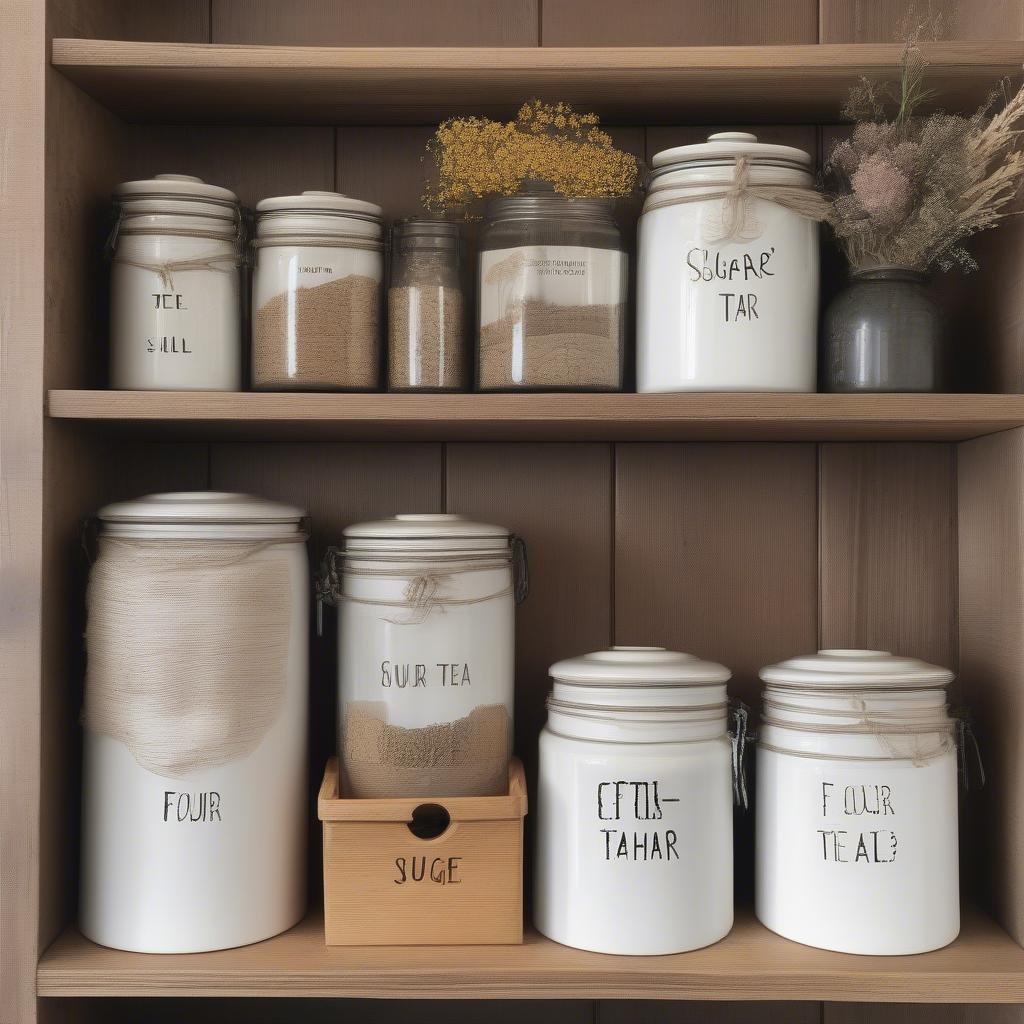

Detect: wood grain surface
542,0,817,45
819,444,958,670
820,0,1024,42
36,907,1024,1001
50,40,1024,124
212,0,540,46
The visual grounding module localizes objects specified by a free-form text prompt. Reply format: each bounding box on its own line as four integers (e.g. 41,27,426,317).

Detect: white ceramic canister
110,174,243,390
322,514,527,799
637,132,821,392
755,649,960,955
534,647,735,955
80,492,309,953
252,191,384,390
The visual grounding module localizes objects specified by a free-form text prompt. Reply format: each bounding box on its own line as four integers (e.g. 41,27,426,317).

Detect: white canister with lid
534,647,736,955
252,190,384,390
110,174,243,390
755,649,960,955
637,132,821,392
320,514,527,799
80,492,309,953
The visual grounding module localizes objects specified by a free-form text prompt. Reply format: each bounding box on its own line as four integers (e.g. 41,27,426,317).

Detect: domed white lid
113,173,238,205
651,131,812,171
550,646,731,686
344,513,511,554
99,491,304,525
256,190,383,219
760,649,954,690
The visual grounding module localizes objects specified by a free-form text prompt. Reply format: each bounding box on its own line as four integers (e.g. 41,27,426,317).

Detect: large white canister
80,492,309,953
637,132,822,392
534,647,736,955
320,514,527,799
755,649,960,955
110,174,243,391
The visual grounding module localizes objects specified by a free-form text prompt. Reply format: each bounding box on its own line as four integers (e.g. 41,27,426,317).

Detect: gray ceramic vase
823,265,947,393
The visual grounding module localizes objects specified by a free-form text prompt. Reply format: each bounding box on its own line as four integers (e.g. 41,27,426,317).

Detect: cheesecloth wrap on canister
83,536,293,778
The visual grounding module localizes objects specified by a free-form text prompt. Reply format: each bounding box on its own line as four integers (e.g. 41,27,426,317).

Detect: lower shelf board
36,907,1024,1002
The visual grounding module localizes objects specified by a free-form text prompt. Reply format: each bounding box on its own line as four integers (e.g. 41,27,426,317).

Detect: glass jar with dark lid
387,217,467,392
477,183,627,392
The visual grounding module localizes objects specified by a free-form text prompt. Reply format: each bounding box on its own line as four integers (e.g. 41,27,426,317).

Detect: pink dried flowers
825,31,1024,272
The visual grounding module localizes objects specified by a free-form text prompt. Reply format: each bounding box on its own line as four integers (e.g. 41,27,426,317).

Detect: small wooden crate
318,756,527,946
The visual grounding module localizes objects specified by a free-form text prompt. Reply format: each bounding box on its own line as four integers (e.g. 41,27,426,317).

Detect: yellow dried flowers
423,100,639,212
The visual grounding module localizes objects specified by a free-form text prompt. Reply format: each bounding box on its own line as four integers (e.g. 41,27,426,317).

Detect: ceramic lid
98,491,304,525
760,649,955,690
256,190,383,219
343,514,511,555
550,646,732,686
113,173,238,205
650,131,813,171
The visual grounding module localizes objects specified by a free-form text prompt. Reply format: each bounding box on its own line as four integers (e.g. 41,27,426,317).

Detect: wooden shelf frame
36,908,1024,1003
46,390,1024,442
50,39,1024,123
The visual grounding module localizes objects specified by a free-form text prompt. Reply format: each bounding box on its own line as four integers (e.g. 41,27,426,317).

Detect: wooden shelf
36,908,1024,1002
51,39,1024,124
47,389,1024,442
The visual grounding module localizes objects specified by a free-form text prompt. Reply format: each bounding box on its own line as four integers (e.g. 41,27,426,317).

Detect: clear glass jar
251,191,384,392
477,184,627,392
387,218,467,392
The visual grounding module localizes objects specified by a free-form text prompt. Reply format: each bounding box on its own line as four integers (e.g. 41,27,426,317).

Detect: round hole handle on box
407,803,452,840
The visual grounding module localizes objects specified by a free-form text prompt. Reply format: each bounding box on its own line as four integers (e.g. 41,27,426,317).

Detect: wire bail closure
730,698,751,809
315,534,529,636
953,709,985,791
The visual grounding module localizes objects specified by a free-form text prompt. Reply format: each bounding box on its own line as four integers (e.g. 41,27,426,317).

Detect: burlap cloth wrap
83,537,292,778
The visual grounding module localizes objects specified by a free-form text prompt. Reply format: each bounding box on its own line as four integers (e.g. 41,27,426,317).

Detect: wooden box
317,756,527,946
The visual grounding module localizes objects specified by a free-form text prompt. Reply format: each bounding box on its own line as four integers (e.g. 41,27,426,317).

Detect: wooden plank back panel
820,0,1024,42
445,443,614,889
209,442,445,893
542,0,817,45
125,126,336,210
614,443,818,704
48,0,209,42
819,443,958,670
598,1001,821,1023
826,1005,1024,1023
212,1,540,45
958,427,1024,945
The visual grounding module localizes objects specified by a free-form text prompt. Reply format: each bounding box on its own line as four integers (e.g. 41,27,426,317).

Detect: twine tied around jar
759,698,985,788
644,155,828,244
82,531,307,778
106,202,246,291
315,536,529,633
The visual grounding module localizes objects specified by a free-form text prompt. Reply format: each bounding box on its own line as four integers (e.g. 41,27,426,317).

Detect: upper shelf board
47,390,1024,442
51,40,1024,124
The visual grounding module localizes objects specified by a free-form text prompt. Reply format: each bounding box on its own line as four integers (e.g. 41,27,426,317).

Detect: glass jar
252,191,384,391
823,266,947,392
534,647,736,955
477,184,627,392
387,218,467,392
756,649,960,955
318,514,528,799
109,174,243,391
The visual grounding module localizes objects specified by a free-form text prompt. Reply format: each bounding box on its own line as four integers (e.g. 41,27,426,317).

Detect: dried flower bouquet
826,35,1024,272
